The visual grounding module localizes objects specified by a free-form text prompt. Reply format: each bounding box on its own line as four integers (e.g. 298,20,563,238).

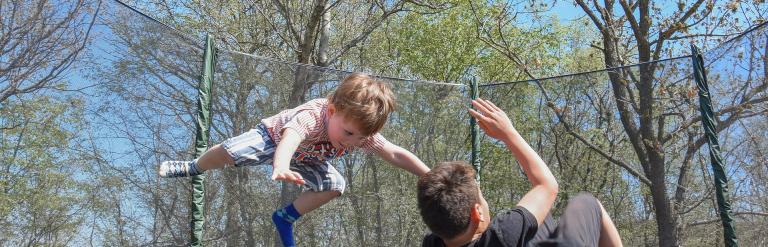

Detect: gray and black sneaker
159,161,198,178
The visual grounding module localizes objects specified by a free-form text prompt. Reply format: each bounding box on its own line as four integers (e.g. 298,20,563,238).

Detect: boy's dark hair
417,161,480,239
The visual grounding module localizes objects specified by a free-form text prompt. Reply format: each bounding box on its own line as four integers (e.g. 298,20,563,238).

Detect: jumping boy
417,98,622,247
159,73,430,247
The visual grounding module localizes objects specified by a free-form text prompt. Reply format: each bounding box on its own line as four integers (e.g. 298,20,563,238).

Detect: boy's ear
470,203,484,223
328,103,336,115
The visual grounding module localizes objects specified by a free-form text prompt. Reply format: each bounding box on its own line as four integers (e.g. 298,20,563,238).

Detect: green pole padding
470,78,480,181
691,44,738,247
191,34,216,247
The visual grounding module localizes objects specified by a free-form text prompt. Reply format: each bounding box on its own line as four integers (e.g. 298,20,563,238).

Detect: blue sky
37,0,766,244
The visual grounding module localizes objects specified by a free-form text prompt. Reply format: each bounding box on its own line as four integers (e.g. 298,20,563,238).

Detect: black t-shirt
422,206,539,247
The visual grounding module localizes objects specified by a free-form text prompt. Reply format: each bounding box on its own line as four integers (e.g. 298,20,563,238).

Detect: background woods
1,0,766,246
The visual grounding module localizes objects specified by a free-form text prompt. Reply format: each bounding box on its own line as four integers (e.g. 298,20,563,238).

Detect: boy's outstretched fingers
472,99,489,113
468,108,490,130
472,98,502,114
272,170,306,185
468,98,516,141
482,98,500,109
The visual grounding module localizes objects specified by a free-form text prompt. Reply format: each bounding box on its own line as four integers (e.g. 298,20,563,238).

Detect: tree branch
687,211,768,227
544,100,652,186
270,0,302,44
663,96,768,143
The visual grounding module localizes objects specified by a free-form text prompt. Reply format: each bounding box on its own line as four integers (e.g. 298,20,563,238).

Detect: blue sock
188,160,202,176
272,203,301,247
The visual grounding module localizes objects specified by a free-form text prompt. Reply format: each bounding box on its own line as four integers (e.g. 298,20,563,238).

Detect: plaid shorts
221,124,346,194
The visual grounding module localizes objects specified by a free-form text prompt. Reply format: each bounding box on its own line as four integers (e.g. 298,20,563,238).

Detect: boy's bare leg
195,144,235,171
293,190,341,214
159,144,234,177
597,200,623,247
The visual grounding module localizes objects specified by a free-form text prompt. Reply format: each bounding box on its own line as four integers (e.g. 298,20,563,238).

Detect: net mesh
2,0,767,245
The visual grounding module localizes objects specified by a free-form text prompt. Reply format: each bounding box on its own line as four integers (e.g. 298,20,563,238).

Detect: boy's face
327,104,367,149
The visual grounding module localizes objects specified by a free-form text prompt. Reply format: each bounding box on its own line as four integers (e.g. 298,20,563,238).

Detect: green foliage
4,0,766,245
360,2,568,84
0,95,86,245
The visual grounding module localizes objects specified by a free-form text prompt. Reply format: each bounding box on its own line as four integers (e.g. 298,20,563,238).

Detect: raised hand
467,98,518,142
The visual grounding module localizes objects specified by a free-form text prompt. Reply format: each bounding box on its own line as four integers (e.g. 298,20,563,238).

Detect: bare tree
471,1,768,246
0,0,97,103
94,0,442,245
264,2,428,245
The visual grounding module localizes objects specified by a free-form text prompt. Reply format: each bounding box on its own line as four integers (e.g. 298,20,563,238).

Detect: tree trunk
372,158,384,247
588,2,681,244
647,155,679,247
237,170,257,246
224,176,240,246
346,158,367,245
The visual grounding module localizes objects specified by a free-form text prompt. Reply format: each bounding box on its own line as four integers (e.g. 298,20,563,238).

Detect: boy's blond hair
329,73,395,136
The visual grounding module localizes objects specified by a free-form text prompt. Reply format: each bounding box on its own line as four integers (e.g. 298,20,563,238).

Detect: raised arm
376,142,430,176
467,98,558,225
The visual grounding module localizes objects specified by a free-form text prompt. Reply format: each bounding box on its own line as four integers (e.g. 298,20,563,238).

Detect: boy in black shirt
417,98,623,247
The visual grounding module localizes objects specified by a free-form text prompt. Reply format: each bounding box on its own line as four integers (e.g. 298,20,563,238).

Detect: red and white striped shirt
261,98,388,161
